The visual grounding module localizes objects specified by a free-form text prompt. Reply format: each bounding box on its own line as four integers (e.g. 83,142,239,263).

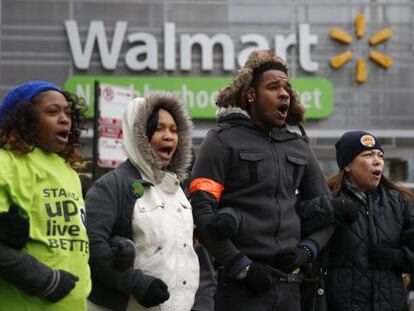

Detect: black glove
226,254,272,295
0,204,29,249
331,197,360,224
206,213,238,240
243,262,273,295
134,278,170,308
110,236,135,271
368,245,406,269
40,269,79,302
274,246,310,273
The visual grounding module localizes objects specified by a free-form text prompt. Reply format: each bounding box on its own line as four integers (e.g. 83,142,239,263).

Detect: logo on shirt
43,188,88,254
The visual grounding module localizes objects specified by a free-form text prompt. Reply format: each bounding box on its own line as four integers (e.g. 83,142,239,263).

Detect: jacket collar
216,107,301,142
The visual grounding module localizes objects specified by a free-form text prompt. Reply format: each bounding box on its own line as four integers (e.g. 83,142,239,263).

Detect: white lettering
164,23,176,70
65,20,127,70
300,91,312,109
299,24,318,72
275,34,296,62
180,33,235,71
313,88,322,108
196,91,209,109
125,33,157,70
76,84,91,105
65,21,319,72
181,84,194,108
299,89,322,110
238,34,269,67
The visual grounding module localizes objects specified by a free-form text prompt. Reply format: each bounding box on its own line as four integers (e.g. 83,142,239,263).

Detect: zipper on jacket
268,129,281,237
366,193,377,245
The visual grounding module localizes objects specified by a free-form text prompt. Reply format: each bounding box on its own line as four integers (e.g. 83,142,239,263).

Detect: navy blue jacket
326,184,414,311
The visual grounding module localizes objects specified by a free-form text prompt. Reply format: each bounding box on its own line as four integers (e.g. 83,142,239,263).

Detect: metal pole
92,81,100,181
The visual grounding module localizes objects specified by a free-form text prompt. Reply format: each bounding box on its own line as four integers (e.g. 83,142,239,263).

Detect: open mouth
277,103,289,117
156,146,174,160
56,130,70,143
372,170,382,178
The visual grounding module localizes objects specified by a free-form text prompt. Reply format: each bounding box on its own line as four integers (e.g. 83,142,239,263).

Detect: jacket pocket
133,189,166,246
177,192,192,210
238,151,265,183
286,154,307,189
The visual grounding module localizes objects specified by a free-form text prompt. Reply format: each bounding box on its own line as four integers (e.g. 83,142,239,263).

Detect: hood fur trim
216,106,250,119
215,49,305,126
123,92,193,183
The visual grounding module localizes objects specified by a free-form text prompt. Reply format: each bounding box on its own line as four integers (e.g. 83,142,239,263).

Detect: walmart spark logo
330,13,392,83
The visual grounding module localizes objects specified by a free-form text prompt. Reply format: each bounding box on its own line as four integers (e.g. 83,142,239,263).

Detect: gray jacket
191,109,333,267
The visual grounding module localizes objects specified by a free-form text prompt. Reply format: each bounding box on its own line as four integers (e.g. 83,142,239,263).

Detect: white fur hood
122,92,193,184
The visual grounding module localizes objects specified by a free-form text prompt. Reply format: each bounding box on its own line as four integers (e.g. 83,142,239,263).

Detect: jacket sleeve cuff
131,270,156,300
298,239,318,261
227,254,252,279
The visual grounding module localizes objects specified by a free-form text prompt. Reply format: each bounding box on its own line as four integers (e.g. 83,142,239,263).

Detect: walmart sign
65,21,319,72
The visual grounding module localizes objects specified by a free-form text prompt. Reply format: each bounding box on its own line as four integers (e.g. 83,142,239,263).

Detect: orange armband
189,178,224,201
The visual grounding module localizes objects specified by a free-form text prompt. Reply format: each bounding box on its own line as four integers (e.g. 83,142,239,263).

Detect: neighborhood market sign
64,76,333,120
65,21,319,72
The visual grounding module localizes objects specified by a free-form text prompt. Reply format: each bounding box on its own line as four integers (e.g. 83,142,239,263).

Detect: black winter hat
335,130,383,169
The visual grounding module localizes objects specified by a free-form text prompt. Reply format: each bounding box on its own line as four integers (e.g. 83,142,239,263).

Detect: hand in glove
227,254,272,295
0,204,29,249
243,262,273,295
206,213,238,240
368,245,406,269
133,278,170,307
110,236,135,271
331,197,360,224
40,269,79,302
274,246,312,273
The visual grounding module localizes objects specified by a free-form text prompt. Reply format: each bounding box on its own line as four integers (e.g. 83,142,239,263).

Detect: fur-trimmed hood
122,92,193,183
215,49,305,126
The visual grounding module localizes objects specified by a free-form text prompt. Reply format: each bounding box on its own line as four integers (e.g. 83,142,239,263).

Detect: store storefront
1,0,414,181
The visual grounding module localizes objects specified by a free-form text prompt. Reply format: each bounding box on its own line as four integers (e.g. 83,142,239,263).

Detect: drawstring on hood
122,92,193,184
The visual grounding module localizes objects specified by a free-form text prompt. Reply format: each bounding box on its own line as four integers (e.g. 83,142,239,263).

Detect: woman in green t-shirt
0,80,91,311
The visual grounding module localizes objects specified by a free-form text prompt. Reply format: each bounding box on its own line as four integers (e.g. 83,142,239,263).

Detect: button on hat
335,130,383,169
0,80,62,120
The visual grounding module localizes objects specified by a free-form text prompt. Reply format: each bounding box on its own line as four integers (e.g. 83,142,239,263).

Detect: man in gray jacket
189,50,334,311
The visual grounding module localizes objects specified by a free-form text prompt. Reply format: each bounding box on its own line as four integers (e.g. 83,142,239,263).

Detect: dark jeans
215,275,301,311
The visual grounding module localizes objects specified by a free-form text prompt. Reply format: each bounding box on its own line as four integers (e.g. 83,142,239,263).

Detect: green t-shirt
0,147,91,311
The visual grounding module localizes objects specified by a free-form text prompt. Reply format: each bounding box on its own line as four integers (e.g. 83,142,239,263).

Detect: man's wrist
298,239,318,262
235,265,250,280
299,246,313,263
227,254,252,279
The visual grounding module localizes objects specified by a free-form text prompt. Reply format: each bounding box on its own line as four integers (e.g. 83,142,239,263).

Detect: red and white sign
98,83,135,125
97,83,134,168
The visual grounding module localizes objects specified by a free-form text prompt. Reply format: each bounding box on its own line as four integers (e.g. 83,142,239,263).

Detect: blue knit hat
335,130,383,169
0,80,62,120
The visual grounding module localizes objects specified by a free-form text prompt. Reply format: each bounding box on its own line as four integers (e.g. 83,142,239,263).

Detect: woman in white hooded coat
85,92,199,311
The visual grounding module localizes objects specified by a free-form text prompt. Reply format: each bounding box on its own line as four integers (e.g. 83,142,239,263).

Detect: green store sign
64,76,334,119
